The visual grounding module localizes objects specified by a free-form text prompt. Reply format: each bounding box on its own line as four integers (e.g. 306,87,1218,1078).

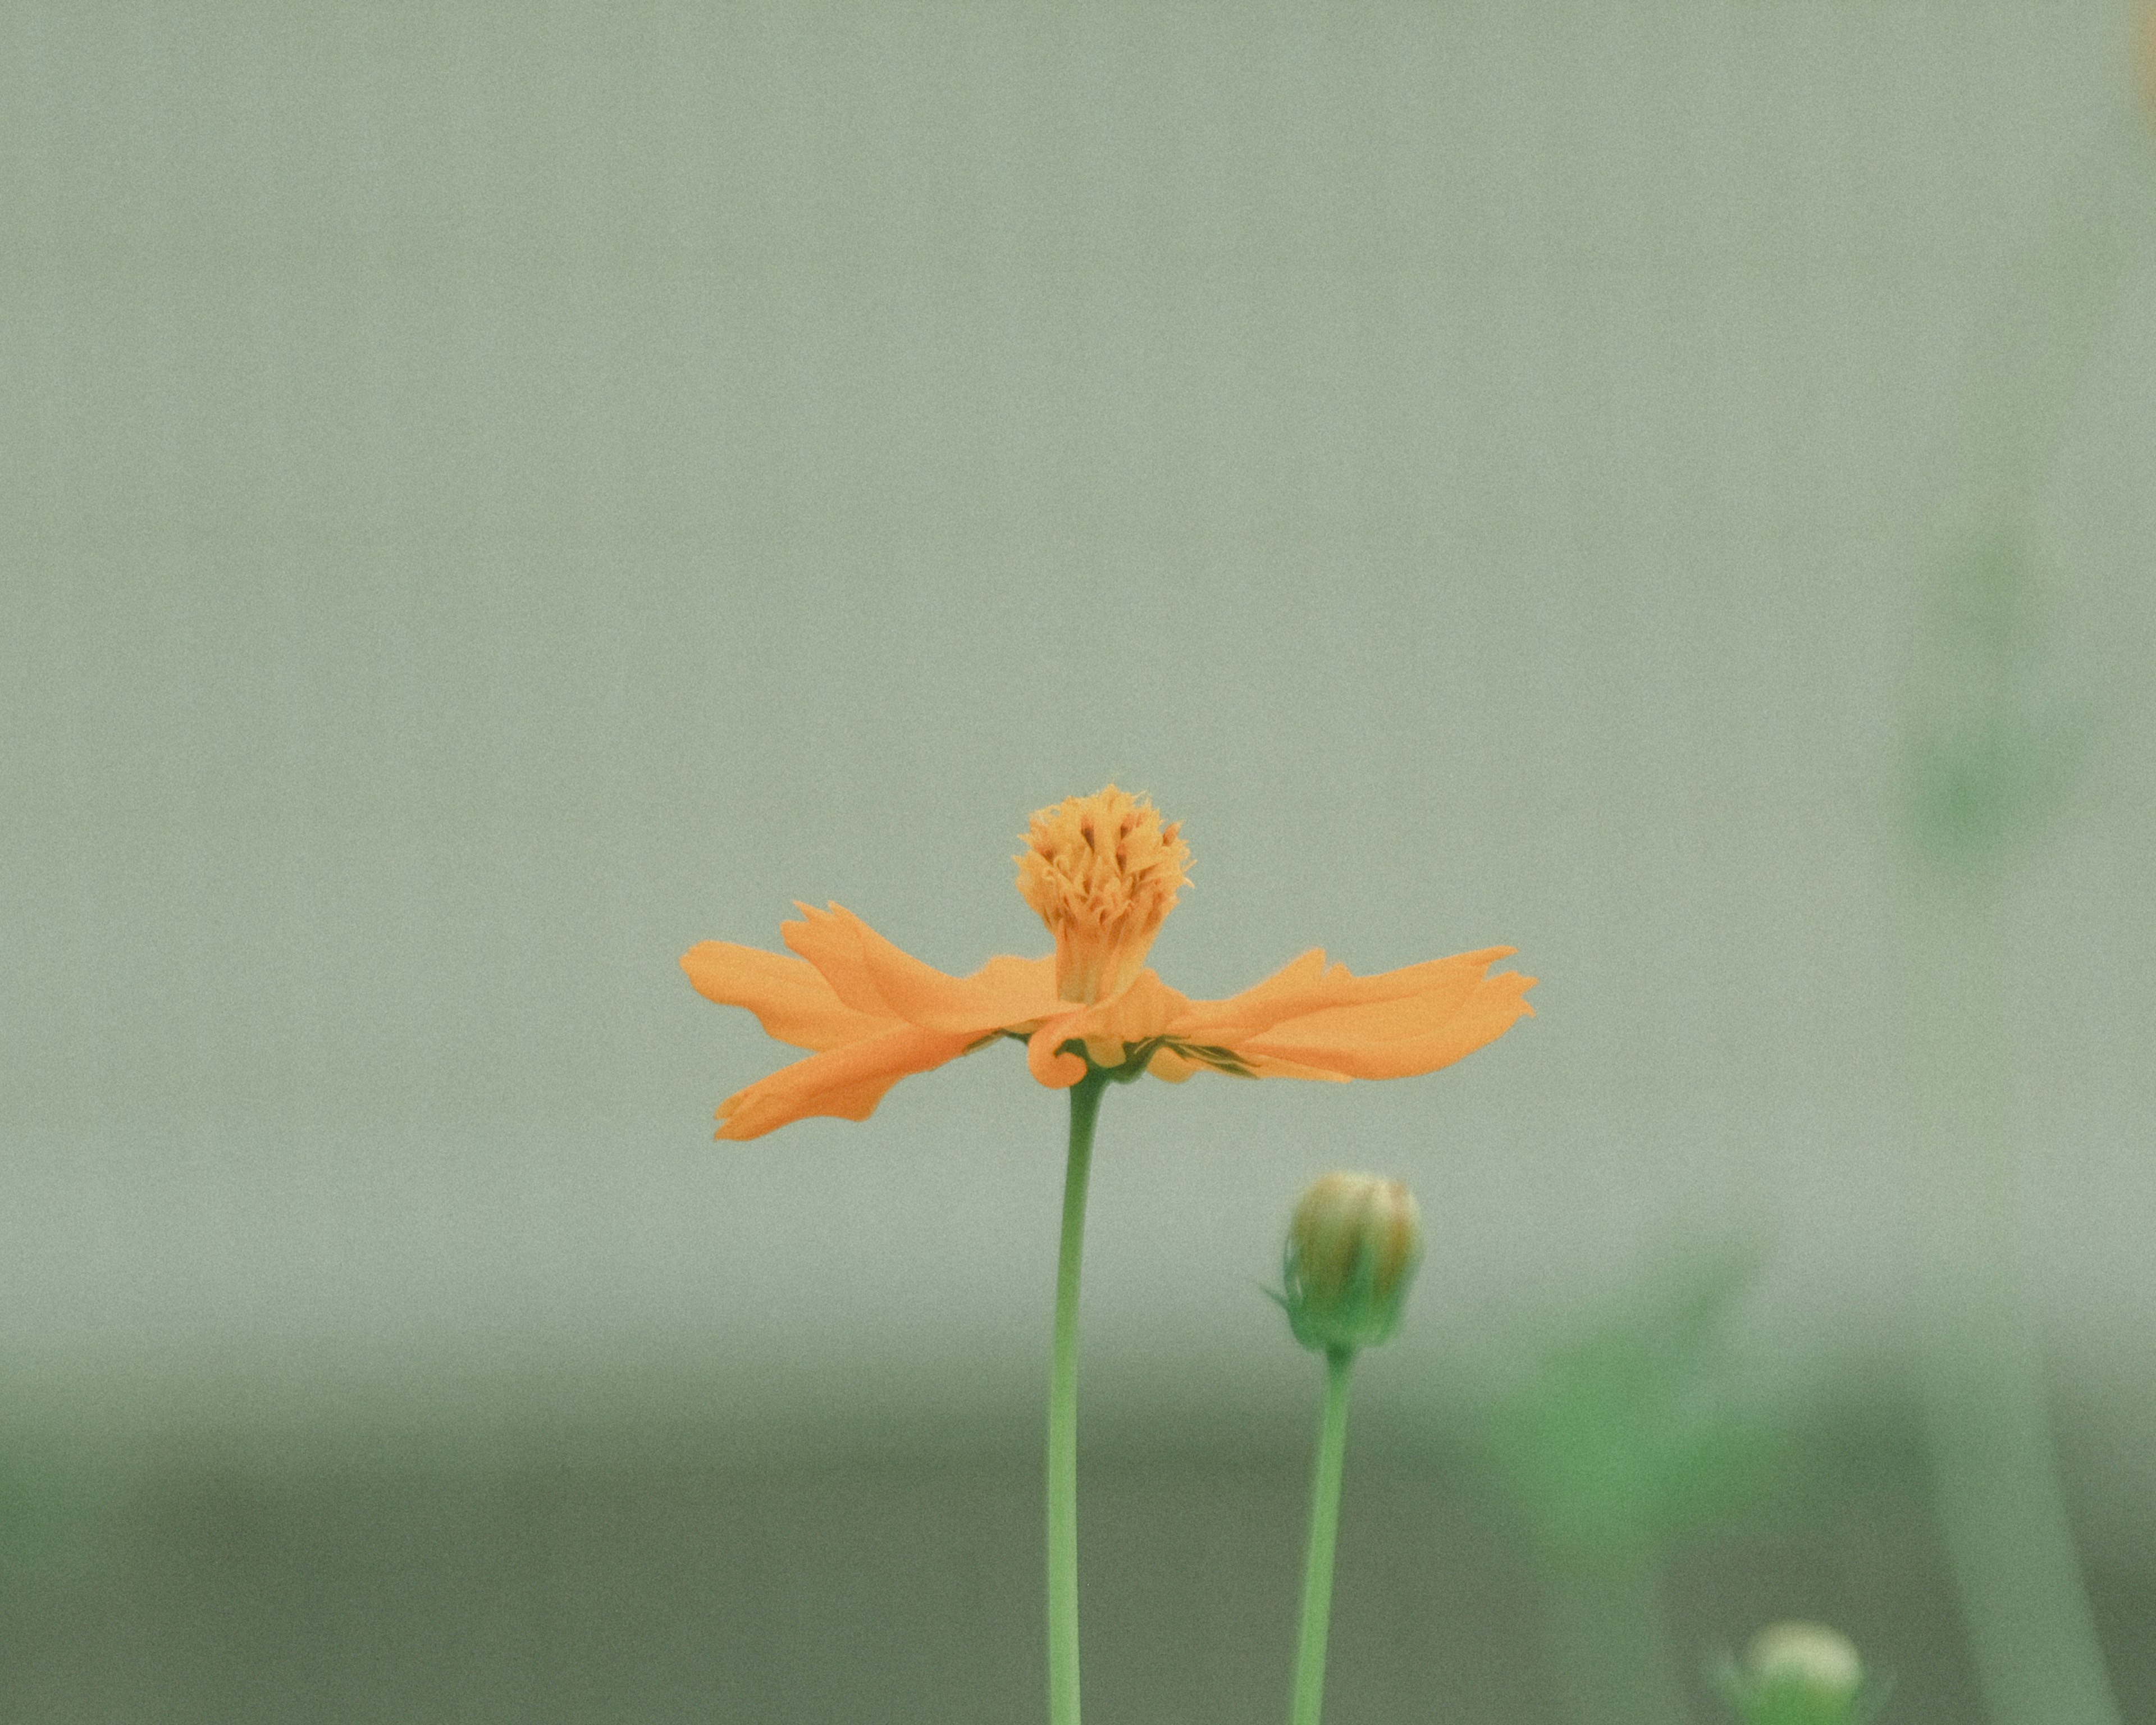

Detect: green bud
1724,1622,1868,1725
1278,1171,1423,1353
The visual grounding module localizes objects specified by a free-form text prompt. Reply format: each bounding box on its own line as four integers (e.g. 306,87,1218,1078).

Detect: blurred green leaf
1470,1249,1780,1557
1901,523,2091,869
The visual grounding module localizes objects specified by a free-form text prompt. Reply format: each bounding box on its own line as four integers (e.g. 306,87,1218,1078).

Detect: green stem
1289,1345,1356,1725
1889,100,2143,1725
1538,1539,1687,1725
1047,1070,1107,1725
1905,880,2121,1725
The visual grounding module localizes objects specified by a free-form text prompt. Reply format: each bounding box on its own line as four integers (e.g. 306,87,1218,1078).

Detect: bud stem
1047,1070,1107,1725
1289,1345,1357,1725
1904,882,2122,1725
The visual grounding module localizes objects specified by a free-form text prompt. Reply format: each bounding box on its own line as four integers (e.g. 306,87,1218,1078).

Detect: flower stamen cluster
1016,786,1190,1004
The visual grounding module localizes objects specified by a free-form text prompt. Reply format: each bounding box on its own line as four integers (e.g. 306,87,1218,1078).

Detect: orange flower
682,786,1535,1139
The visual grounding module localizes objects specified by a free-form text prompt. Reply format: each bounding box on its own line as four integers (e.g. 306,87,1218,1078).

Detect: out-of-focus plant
1468,1250,1779,1725
1899,547,2120,1725
1901,524,2090,870
1890,35,2153,1725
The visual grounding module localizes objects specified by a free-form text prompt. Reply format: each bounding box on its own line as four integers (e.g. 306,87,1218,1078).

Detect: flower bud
1725,1622,1867,1725
1279,1171,1422,1353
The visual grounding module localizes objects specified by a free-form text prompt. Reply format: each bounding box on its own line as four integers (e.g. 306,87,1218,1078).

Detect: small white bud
1726,1621,1868,1725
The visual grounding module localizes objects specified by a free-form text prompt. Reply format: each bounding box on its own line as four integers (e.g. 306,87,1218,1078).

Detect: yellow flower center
1015,786,1191,1004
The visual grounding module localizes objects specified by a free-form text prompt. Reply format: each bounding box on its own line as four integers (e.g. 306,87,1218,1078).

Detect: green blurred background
4,3,2153,1720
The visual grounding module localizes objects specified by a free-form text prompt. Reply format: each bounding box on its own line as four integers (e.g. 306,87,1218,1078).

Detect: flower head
1016,786,1190,1004
1279,1171,1424,1352
682,785,1534,1138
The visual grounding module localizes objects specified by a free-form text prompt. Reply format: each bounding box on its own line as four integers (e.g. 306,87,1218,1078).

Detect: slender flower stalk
1541,1541,1689,1725
1276,1172,1423,1725
1046,1070,1107,1725
1289,1346,1356,1725
1904,883,2118,1725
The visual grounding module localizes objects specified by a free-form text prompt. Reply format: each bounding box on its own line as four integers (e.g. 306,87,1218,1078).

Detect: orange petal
1145,1047,1200,1083
680,941,893,1052
941,953,1065,1029
1173,948,1330,1033
1228,960,1491,1047
715,1023,977,1140
1058,969,1191,1047
1019,970,1196,1087
783,903,1061,1033
1240,968,1536,1080
777,903,899,1017
1178,947,1520,1039
1025,1015,1089,1088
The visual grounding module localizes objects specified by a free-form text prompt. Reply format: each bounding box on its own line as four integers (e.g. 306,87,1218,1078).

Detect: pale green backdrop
3,3,2153,1721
